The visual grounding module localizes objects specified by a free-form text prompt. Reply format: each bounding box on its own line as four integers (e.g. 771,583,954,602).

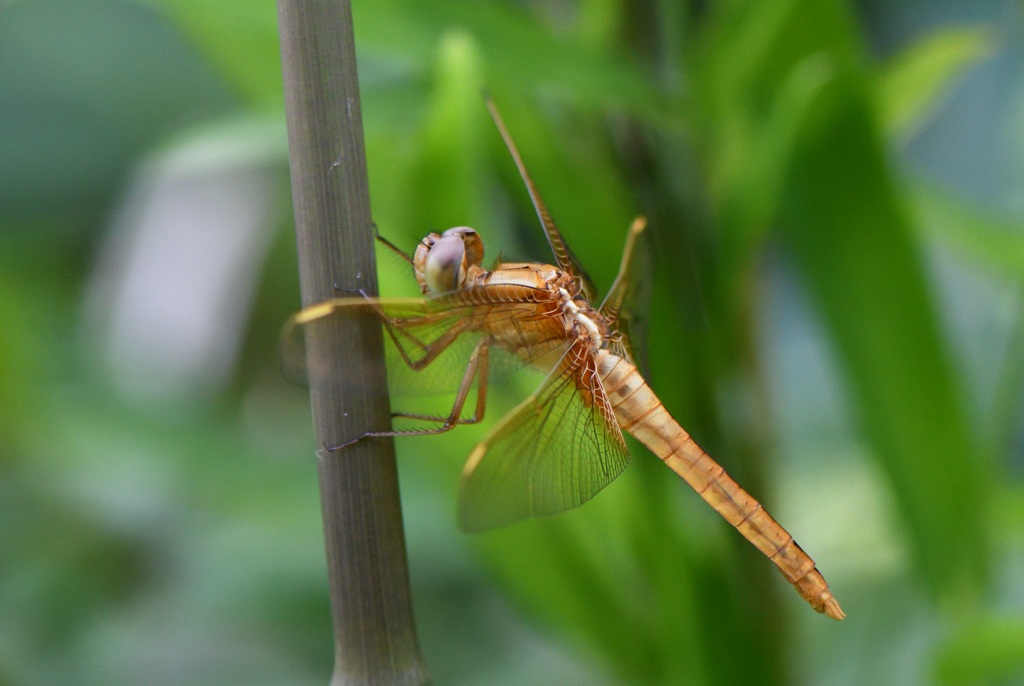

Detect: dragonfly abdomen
596,351,845,620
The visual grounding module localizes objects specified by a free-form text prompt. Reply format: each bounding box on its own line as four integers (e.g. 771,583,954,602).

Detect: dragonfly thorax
557,287,603,350
414,226,608,354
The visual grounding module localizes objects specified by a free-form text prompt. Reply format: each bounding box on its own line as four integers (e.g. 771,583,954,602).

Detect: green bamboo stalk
276,1,429,683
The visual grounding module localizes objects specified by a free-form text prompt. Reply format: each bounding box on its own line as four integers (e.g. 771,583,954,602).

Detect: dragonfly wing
599,217,652,377
485,97,599,301
457,342,630,533
282,296,506,400
607,276,652,380
284,297,443,389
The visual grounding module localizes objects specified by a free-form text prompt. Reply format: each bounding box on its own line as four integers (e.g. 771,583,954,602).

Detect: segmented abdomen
596,351,844,619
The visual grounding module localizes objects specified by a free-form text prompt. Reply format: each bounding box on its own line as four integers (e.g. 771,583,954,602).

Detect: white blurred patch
85,116,287,404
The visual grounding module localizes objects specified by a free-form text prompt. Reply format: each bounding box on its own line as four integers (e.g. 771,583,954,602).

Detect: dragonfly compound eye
440,226,483,268
424,234,468,293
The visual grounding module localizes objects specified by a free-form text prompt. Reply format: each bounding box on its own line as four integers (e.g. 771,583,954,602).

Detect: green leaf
410,30,490,232
911,183,1024,279
145,0,282,103
934,618,1024,685
878,27,996,141
780,69,989,605
353,0,665,115
910,183,1024,469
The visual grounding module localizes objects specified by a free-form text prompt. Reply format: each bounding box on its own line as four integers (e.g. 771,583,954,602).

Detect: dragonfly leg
383,313,471,373
324,341,490,452
374,226,415,267
331,283,367,295
391,341,489,426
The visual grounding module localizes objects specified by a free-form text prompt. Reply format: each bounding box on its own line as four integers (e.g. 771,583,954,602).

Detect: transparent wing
600,217,652,377
283,297,468,397
485,96,599,302
281,293,570,401
457,342,630,533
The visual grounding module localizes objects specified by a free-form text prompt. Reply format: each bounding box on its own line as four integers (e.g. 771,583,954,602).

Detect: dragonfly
283,99,845,620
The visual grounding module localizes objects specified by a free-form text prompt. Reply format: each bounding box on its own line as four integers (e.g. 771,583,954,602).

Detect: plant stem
276,0,429,683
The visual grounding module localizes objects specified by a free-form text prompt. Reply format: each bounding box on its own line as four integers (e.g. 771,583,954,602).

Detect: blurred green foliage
2,0,1023,685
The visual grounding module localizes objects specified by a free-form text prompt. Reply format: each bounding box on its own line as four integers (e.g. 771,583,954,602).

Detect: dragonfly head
414,227,485,295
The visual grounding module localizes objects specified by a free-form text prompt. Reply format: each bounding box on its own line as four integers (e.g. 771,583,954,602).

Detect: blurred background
2,0,1023,684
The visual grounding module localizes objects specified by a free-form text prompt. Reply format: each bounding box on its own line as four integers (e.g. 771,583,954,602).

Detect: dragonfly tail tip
820,596,846,620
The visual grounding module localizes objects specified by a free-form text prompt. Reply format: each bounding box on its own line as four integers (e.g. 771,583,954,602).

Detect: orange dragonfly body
285,101,844,620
